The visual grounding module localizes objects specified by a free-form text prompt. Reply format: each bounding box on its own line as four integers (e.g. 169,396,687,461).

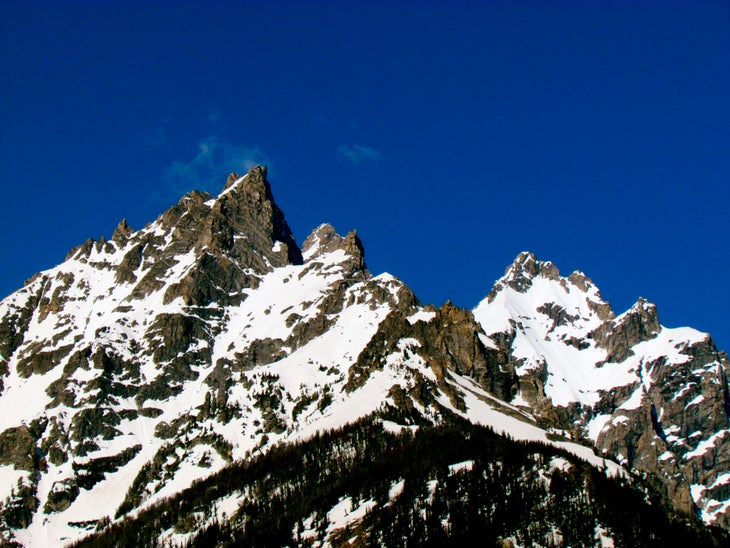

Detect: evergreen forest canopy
69,408,728,548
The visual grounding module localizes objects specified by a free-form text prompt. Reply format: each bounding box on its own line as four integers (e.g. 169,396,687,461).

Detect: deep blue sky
1,1,729,350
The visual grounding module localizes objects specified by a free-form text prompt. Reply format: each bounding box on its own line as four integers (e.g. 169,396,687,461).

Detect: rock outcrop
0,169,727,546
474,251,730,527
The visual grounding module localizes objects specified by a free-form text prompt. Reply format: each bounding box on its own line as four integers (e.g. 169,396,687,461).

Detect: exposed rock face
302,223,367,274
591,298,661,364
302,223,344,256
0,167,443,545
473,251,730,527
0,169,728,545
0,426,37,471
486,251,560,299
70,166,303,310
591,336,730,523
111,219,133,244
346,301,516,409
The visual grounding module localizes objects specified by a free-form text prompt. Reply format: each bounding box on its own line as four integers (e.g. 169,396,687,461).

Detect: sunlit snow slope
0,168,727,546
473,251,730,525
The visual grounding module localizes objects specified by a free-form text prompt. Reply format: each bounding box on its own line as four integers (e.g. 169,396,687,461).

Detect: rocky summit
0,167,728,547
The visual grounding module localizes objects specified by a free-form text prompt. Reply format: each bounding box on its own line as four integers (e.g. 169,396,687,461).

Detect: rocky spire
153,165,302,269
213,165,303,266
110,166,305,306
505,252,560,285
486,252,560,301
341,230,366,272
112,219,133,243
591,297,661,363
302,223,367,274
224,171,242,190
302,223,341,257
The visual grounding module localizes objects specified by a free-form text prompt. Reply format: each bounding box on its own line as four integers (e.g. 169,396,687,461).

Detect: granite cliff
0,167,727,546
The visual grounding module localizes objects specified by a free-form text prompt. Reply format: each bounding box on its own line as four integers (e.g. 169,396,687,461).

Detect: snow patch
448,460,475,474
388,479,405,501
325,496,376,536
407,309,436,325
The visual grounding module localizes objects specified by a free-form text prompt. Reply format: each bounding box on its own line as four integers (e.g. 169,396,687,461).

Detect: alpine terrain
0,166,728,547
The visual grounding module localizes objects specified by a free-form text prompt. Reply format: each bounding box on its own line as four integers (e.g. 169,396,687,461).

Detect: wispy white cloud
155,137,268,202
338,144,384,163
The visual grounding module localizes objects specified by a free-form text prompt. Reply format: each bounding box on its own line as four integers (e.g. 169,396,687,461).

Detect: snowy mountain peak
616,297,659,331
473,253,730,528
302,223,338,257
566,269,596,292
628,296,655,315
485,252,565,303
157,164,302,268
0,169,728,545
503,251,559,289
221,164,263,192
302,224,367,275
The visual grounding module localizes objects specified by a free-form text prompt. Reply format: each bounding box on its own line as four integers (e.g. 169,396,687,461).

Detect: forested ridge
70,408,728,547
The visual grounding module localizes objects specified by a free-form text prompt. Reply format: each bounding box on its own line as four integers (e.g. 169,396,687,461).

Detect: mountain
0,166,727,547
474,251,730,524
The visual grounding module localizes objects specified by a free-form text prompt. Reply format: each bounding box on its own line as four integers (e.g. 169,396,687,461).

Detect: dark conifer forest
70,409,728,547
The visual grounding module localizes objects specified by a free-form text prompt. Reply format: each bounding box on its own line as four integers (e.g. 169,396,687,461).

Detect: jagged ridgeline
0,166,728,547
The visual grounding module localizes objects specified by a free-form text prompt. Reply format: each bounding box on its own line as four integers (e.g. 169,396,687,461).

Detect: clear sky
1,1,729,350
